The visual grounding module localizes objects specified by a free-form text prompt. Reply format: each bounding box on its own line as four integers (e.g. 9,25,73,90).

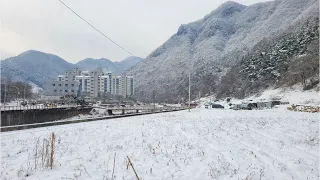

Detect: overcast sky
1,0,270,62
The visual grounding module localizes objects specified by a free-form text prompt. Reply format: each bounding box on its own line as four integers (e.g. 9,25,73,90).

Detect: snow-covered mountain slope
75,56,142,74
75,58,120,73
1,50,142,87
1,50,74,88
216,19,319,99
127,0,319,102
115,56,143,72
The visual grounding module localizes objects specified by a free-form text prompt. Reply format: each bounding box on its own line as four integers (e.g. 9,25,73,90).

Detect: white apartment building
126,76,134,96
44,67,134,99
111,75,134,97
44,68,81,97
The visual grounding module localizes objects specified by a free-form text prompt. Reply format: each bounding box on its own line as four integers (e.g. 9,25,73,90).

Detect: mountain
127,0,319,102
115,56,143,71
75,56,142,74
1,50,73,88
75,58,120,73
1,51,142,88
216,18,319,99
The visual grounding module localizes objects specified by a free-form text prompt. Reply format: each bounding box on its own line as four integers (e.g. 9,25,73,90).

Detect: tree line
1,78,33,103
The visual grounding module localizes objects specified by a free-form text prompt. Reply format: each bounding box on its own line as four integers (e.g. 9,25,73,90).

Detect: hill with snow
1,50,74,87
75,56,142,74
1,50,142,87
127,0,319,102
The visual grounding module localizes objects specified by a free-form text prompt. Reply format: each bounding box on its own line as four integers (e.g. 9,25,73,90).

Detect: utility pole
152,90,155,111
166,84,170,104
23,81,26,102
4,81,7,105
209,91,212,108
188,73,191,112
16,91,20,107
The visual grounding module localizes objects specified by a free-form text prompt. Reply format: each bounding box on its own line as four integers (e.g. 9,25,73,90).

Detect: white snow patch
28,82,43,94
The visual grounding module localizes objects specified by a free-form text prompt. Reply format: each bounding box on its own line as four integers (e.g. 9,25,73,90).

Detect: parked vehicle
204,103,210,109
212,104,224,109
21,101,28,106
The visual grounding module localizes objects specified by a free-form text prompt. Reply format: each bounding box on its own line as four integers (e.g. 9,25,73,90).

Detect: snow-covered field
1,107,319,180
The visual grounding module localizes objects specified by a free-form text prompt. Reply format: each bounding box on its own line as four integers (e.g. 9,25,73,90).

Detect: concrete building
44,67,134,99
75,72,90,97
112,75,123,96
44,78,79,97
111,75,134,97
126,76,134,97
64,67,81,81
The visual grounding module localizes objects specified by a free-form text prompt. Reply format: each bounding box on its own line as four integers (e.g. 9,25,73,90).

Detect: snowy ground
200,86,320,108
244,86,320,105
1,107,319,180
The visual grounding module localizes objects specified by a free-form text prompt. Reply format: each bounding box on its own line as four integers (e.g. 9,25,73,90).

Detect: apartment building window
59,84,62,86
71,90,74,92
65,84,68,87
65,90,68,92
71,84,74,87
54,90,57,92
52,84,55,86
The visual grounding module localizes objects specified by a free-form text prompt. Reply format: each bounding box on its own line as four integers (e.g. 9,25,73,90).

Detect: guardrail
0,104,79,111
106,106,186,110
1,104,189,111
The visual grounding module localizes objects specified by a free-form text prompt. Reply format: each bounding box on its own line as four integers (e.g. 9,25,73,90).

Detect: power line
58,0,134,56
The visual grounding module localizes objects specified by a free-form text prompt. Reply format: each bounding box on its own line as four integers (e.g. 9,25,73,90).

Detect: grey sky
1,0,270,62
